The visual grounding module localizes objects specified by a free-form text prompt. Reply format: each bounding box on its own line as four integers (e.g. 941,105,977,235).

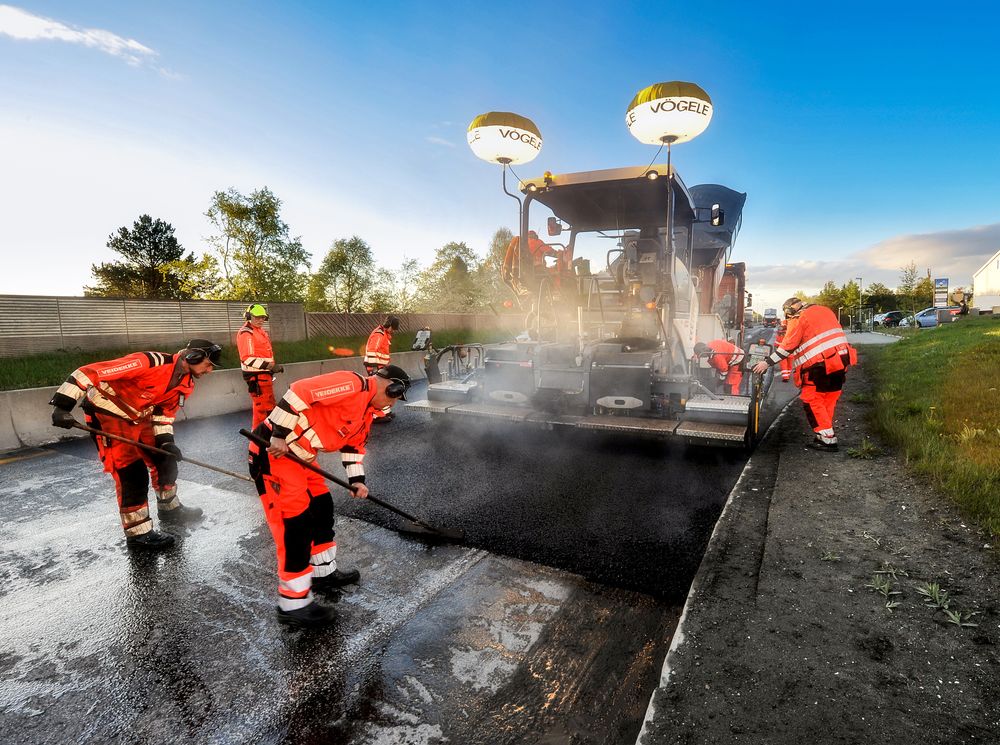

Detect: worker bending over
248,365,411,627
694,339,745,395
49,340,219,550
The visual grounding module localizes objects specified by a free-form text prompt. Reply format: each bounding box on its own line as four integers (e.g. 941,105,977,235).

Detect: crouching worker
49,340,220,550
248,364,411,627
694,339,745,395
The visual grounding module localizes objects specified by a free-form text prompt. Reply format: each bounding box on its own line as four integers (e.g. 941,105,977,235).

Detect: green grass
865,315,1000,535
0,328,512,391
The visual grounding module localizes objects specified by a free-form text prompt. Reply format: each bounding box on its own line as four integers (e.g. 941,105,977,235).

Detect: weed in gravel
865,574,902,611
820,551,841,562
875,562,908,579
850,392,871,404
847,437,879,459
943,609,979,628
916,581,950,610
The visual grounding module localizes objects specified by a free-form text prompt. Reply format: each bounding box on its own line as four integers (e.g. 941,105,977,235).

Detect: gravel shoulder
639,352,1000,745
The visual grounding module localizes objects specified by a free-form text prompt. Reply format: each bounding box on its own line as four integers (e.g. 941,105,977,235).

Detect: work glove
160,441,183,460
51,408,76,429
271,364,284,374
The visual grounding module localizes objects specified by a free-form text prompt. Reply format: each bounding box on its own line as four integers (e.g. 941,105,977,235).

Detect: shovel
238,428,465,543
69,420,254,482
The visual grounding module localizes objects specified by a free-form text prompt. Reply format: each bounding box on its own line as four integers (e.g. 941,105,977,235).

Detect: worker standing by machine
364,316,399,375
753,298,857,450
694,339,745,395
237,303,283,429
48,340,220,550
248,365,411,627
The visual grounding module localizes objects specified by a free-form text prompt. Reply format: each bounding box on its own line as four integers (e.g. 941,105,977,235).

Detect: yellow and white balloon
626,82,713,145
467,112,542,165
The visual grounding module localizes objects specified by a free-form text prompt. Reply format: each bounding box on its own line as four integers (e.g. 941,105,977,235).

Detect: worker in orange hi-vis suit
774,318,798,382
48,340,221,550
247,365,411,627
753,298,858,451
364,315,399,375
694,339,746,395
501,230,563,296
237,303,283,429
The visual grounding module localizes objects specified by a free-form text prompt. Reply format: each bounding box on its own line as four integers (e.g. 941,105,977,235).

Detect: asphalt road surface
0,355,795,744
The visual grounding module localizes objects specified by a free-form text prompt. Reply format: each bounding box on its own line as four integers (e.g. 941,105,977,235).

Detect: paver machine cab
408,162,773,449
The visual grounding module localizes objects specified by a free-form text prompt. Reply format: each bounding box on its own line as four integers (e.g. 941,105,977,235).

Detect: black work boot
807,437,839,452
313,568,361,589
276,601,335,627
126,530,176,551
159,503,204,524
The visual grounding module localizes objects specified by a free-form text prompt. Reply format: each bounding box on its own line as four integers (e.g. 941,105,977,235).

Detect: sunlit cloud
0,4,157,66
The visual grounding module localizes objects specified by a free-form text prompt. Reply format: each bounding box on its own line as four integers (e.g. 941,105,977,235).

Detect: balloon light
467,111,542,165
626,82,713,145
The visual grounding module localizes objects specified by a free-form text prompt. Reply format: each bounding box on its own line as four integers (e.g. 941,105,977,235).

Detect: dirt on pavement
640,352,1000,745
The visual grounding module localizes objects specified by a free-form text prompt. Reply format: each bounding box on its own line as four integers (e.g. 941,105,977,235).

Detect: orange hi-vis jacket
767,304,857,384
50,352,193,440
237,323,275,374
704,339,745,378
266,370,381,483
364,326,392,369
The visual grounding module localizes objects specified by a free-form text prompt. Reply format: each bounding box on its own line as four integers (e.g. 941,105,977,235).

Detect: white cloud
0,4,157,66
745,224,999,310
425,136,456,148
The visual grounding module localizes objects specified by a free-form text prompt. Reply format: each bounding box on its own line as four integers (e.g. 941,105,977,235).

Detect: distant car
898,307,961,328
874,310,905,327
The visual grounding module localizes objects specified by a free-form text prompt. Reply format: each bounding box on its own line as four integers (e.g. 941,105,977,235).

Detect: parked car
874,310,905,327
898,307,961,328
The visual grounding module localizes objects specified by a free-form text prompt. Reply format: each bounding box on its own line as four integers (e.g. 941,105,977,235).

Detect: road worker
248,364,412,627
49,340,220,550
237,303,283,429
694,339,745,395
501,230,563,297
364,315,398,375
774,319,795,382
753,298,857,451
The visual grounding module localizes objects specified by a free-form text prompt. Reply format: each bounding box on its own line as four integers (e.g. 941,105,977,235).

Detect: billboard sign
934,278,949,308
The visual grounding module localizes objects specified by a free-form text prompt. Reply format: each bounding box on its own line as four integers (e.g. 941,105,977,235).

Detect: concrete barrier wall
0,351,428,452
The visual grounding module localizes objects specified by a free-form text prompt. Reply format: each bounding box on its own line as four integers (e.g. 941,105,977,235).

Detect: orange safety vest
704,339,745,377
52,352,193,438
266,370,382,471
237,324,275,374
364,326,392,368
769,305,857,384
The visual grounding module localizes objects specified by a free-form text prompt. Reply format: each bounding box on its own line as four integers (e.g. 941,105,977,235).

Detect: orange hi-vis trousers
84,408,178,537
798,364,846,439
252,452,339,611
247,375,276,430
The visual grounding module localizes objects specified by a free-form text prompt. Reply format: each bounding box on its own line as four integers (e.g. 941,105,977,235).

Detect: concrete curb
635,396,797,743
0,350,428,452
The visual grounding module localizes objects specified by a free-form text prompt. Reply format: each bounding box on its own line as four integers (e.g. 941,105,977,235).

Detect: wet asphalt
0,335,796,744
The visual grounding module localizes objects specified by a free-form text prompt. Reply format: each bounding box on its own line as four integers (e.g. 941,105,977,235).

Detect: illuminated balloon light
467,111,542,165
626,82,713,145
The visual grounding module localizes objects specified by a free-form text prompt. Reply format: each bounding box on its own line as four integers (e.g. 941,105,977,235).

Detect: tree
416,242,482,311
897,261,920,318
307,236,375,312
86,215,217,299
475,227,516,306
914,274,935,309
205,187,310,301
814,281,844,312
864,282,896,311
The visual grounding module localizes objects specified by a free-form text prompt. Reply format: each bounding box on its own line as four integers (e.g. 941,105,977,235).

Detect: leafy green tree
864,282,896,311
375,258,422,313
86,215,217,299
476,227,516,306
307,236,375,312
914,274,935,308
814,281,845,312
205,187,310,301
897,261,920,318
416,241,481,311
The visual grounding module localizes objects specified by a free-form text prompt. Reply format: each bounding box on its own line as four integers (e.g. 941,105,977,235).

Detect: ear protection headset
184,344,223,365
374,368,408,399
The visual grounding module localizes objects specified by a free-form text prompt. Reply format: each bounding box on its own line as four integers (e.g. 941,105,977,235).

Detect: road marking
0,449,55,466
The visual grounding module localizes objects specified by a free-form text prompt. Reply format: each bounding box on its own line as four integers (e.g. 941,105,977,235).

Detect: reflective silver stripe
156,487,179,510
302,429,322,449
121,507,152,536
341,453,363,464
794,327,846,358
310,544,337,577
277,594,313,611
284,390,308,412
345,463,365,479
55,381,86,402
792,336,850,369
267,407,298,430
148,352,165,366
86,388,135,419
288,440,316,462
280,571,313,594
71,370,96,389
152,424,173,437
241,357,274,372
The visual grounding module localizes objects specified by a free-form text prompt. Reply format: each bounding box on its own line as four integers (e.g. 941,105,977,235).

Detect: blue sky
1,1,998,309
